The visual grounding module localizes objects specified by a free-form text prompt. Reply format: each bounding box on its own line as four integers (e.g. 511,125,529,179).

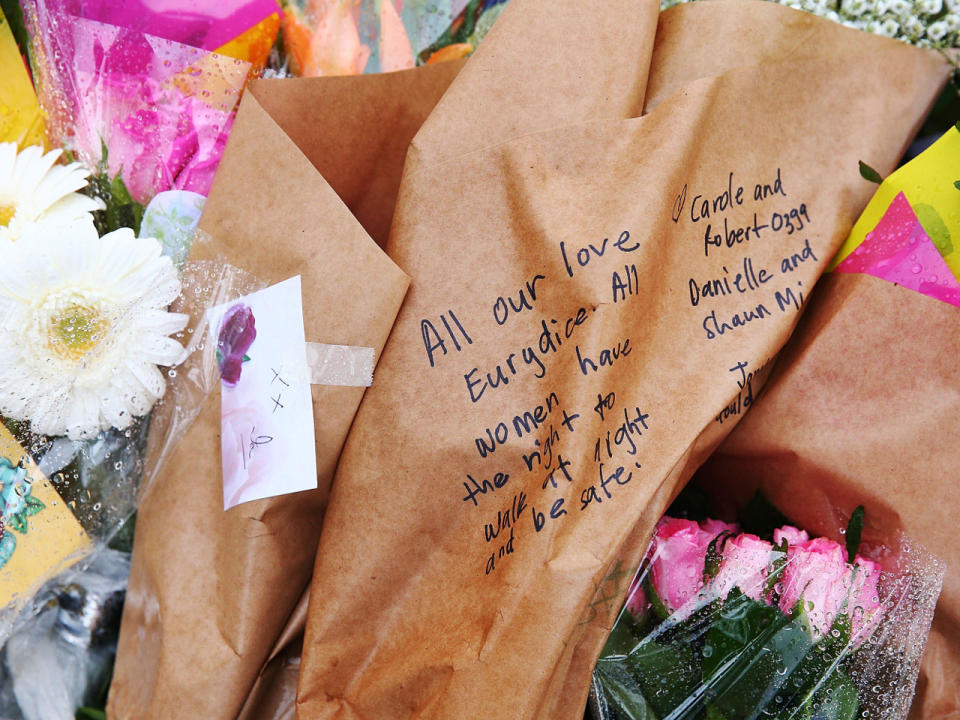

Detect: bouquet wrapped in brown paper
294,0,950,718
699,272,960,719
107,61,462,720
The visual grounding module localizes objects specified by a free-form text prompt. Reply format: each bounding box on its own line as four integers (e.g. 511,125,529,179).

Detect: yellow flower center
0,204,15,227
47,304,106,361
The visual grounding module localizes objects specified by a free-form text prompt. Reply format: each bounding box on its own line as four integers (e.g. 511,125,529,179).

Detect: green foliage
858,160,883,185
24,493,44,516
792,669,859,720
81,140,146,236
597,587,862,720
618,637,701,719
0,0,30,61
75,708,107,720
644,577,671,623
738,491,791,541
845,505,865,563
703,592,815,720
703,531,730,581
8,512,26,534
594,660,660,720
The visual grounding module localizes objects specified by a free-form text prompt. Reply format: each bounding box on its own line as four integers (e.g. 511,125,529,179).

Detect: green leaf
644,576,671,623
858,161,883,184
702,591,815,720
105,173,144,235
770,607,854,716
76,708,107,720
8,513,27,534
24,494,45,516
845,505,865,563
601,605,650,659
242,354,251,362
764,540,789,600
216,348,223,365
793,669,859,720
83,144,146,236
621,638,701,719
594,661,661,720
99,138,110,172
705,706,727,720
953,180,960,191
737,491,791,541
703,531,731,581
0,0,30,62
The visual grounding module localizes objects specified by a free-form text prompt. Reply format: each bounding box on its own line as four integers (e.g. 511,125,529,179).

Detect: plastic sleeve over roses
589,513,944,720
23,0,249,206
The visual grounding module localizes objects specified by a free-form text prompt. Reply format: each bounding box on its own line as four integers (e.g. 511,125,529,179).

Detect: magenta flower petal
712,533,775,602
779,537,851,637
217,303,256,387
773,525,810,547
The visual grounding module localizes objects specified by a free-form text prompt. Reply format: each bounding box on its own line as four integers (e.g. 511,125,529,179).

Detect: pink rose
648,517,714,613
848,555,884,645
773,525,810,547
779,537,852,637
625,577,647,618
712,533,775,602
700,518,740,537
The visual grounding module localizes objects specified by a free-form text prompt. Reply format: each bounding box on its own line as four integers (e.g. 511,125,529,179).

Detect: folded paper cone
294,1,949,718
701,272,960,718
108,62,461,720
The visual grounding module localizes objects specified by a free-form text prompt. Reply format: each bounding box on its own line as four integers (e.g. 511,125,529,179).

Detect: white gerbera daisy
0,143,103,242
0,225,188,439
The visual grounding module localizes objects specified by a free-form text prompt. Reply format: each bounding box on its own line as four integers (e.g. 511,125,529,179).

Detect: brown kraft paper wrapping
109,63,461,720
699,272,960,719
296,1,950,718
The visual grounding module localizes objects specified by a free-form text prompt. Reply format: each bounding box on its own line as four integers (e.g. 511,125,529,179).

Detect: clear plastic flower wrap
589,494,944,720
0,255,263,647
24,0,250,206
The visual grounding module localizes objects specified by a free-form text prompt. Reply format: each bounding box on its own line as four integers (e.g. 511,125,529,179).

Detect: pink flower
848,555,884,645
625,577,647,618
712,534,775,602
648,517,714,613
779,537,852,638
217,303,257,387
773,525,810,547
701,518,740,537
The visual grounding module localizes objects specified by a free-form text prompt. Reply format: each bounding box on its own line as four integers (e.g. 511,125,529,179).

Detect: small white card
207,276,317,510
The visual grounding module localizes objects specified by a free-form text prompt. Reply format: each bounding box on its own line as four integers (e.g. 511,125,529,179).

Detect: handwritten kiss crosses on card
208,276,375,510
208,276,318,510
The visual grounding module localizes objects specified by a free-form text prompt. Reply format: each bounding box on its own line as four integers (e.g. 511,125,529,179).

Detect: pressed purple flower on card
217,303,256,387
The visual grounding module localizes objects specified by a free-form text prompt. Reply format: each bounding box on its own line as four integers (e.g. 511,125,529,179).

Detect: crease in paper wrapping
294,1,950,718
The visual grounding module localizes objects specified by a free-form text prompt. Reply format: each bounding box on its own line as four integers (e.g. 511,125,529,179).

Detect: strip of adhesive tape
305,342,374,387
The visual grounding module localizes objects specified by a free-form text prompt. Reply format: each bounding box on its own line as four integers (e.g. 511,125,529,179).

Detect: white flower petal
0,222,188,437
0,144,98,243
